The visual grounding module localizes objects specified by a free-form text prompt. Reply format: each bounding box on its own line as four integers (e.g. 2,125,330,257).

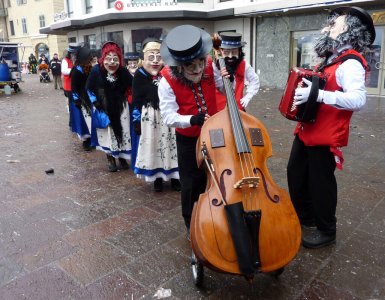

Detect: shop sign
372,11,385,25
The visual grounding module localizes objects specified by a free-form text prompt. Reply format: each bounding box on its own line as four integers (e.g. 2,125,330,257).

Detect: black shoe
301,224,317,231
118,158,129,170
82,140,92,152
106,155,118,172
154,178,163,192
302,229,336,249
171,178,181,191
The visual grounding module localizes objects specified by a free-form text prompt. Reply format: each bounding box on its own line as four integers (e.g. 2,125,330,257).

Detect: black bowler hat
219,32,246,49
66,43,81,53
161,25,212,66
124,52,140,61
331,6,376,44
76,47,91,64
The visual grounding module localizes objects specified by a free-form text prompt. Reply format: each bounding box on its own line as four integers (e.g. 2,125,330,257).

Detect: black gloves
190,113,205,127
93,100,102,110
133,122,141,135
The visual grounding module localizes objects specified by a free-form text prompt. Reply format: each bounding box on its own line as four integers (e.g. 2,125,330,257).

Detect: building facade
3,0,67,62
41,0,385,95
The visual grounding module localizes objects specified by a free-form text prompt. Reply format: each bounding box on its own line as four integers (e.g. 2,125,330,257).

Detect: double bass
190,58,301,282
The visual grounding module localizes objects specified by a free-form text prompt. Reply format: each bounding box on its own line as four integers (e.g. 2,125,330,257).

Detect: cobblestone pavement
0,74,384,300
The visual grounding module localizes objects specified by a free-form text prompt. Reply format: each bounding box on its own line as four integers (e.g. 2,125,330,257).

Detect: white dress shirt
61,58,71,76
321,59,367,111
212,61,260,105
159,68,224,129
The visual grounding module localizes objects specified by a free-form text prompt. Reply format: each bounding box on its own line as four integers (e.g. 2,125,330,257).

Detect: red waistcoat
161,57,218,137
63,57,73,92
295,49,367,147
215,60,245,111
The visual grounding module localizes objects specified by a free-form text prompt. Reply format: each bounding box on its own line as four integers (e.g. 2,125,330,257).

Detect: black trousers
176,132,207,229
287,135,337,235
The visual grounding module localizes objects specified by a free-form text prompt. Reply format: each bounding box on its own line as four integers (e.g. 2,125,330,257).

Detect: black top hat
124,52,140,61
66,43,81,53
331,6,376,44
161,25,212,66
219,32,246,49
76,47,91,65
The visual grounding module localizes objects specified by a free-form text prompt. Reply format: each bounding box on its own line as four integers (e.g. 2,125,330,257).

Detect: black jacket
50,59,62,76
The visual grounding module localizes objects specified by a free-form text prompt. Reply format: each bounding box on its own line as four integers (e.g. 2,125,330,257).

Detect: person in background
124,51,140,171
38,54,50,65
132,39,180,192
49,53,63,90
28,53,37,74
62,43,81,128
287,6,375,248
70,46,93,151
213,32,260,111
86,41,132,172
90,49,100,67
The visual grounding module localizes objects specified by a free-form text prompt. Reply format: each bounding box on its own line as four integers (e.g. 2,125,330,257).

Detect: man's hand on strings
220,67,230,78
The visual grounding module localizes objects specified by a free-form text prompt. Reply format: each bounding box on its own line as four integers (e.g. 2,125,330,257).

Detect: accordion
279,67,326,123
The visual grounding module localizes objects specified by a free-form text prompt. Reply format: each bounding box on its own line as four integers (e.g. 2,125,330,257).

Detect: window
84,34,96,49
9,20,15,35
107,31,124,52
85,0,93,14
291,31,322,69
108,0,115,8
21,18,27,34
39,15,45,28
66,0,74,18
68,37,76,43
16,0,27,5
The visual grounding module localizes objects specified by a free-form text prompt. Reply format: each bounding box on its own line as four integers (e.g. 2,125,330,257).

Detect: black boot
106,155,117,172
302,229,336,249
171,178,181,191
118,158,129,170
82,138,92,152
154,178,163,192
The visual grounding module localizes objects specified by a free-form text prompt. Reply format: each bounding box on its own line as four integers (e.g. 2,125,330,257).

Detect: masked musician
214,32,260,111
287,7,375,248
159,25,227,236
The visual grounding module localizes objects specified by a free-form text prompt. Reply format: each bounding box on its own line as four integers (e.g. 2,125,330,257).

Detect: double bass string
219,58,260,211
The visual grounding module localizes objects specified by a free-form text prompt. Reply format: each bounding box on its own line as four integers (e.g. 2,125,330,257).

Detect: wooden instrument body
191,108,301,275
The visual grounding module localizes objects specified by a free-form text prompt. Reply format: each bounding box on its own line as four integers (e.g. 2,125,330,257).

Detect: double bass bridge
233,177,260,189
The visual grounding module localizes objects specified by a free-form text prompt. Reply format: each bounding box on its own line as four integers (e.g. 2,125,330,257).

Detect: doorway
365,26,385,96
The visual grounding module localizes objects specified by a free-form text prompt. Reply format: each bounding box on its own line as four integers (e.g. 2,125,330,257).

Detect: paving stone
0,257,25,288
108,220,180,258
57,241,132,285
121,245,189,289
79,270,149,299
316,252,385,299
0,266,83,300
298,279,358,300
63,215,133,246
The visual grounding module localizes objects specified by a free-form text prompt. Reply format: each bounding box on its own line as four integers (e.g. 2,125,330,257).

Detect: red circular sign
114,1,124,11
